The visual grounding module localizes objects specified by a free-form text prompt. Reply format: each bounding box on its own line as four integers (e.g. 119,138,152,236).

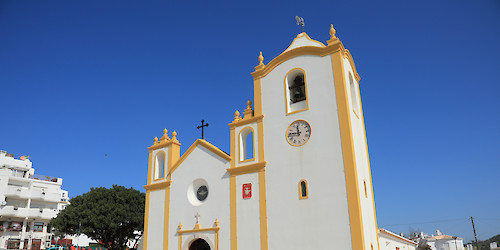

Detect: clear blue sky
1,0,499,243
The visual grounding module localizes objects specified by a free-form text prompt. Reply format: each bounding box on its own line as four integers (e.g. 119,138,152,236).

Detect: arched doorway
189,238,211,250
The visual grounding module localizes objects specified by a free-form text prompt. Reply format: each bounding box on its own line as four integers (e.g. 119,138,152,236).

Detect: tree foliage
51,185,145,250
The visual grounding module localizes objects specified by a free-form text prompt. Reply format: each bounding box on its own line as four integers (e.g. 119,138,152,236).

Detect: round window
196,185,208,201
187,178,209,206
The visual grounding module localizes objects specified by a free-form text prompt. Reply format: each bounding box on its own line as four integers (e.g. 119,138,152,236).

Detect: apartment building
0,150,68,249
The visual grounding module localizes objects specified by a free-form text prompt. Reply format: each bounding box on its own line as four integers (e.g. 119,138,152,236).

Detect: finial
243,99,254,118
154,136,159,144
215,219,219,227
258,51,264,66
160,128,170,141
327,24,338,45
178,222,182,230
329,24,336,39
172,130,179,143
233,110,241,122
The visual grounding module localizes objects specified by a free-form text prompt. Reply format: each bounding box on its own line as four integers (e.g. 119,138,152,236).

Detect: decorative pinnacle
258,51,264,66
178,222,182,230
215,219,219,227
234,110,241,122
329,24,336,39
246,99,253,110
160,128,170,141
172,130,178,143
154,136,159,144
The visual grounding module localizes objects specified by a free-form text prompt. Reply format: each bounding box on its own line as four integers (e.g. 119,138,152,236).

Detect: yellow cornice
148,140,181,151
168,139,231,175
143,180,171,191
251,41,344,79
344,49,361,82
228,114,264,128
283,32,326,53
227,161,266,176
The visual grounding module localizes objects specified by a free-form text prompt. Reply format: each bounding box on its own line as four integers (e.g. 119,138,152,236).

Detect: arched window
299,179,308,199
289,73,306,103
349,72,359,115
239,127,254,162
363,180,368,198
154,151,166,180
285,68,309,114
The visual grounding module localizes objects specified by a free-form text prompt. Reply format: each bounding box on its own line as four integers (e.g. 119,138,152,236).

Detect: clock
196,185,208,201
286,120,311,146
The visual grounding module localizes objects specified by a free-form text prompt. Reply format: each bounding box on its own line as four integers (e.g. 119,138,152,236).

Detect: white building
418,230,464,250
0,150,69,250
143,24,379,250
378,228,417,250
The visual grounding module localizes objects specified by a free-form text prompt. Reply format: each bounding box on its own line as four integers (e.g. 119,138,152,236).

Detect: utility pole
471,216,479,250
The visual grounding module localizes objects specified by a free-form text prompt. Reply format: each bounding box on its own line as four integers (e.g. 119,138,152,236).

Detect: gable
168,139,231,176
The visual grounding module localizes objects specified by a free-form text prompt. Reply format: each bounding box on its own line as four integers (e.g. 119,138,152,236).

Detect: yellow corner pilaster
331,50,365,250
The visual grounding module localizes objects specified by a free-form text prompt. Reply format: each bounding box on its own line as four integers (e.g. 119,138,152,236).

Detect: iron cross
197,120,209,139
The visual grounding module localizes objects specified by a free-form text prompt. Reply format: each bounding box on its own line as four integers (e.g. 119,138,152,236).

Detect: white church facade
142,24,380,250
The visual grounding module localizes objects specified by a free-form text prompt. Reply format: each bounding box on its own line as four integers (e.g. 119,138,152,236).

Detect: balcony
31,189,61,203
28,208,57,220
0,206,29,217
0,206,58,220
4,186,31,199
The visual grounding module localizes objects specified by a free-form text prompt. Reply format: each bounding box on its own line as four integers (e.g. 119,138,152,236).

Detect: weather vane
295,16,305,32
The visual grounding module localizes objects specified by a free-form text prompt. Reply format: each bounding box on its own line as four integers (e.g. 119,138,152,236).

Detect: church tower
142,24,379,250
244,25,379,250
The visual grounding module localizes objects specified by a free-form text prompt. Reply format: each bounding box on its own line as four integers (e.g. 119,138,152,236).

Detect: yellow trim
147,150,153,185
238,127,255,163
169,139,231,175
177,222,220,250
164,185,171,250
284,68,309,115
229,114,264,128
254,79,262,116
153,150,166,181
148,139,181,151
143,191,150,250
285,120,311,147
258,170,268,250
348,71,361,119
298,179,308,199
331,49,365,250
355,66,381,250
344,49,361,82
283,32,326,53
229,125,237,250
251,41,344,79
230,175,237,250
227,161,266,176
144,180,172,191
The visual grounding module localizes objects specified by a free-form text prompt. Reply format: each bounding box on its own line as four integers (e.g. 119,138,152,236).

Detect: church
142,24,380,250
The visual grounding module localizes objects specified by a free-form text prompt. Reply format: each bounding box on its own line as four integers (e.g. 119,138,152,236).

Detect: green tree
51,185,145,250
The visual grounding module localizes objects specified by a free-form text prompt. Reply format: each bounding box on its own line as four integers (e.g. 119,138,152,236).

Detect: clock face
196,185,208,201
286,120,311,146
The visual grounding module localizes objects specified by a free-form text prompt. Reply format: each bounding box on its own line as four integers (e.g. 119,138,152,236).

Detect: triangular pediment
282,32,326,54
168,139,231,175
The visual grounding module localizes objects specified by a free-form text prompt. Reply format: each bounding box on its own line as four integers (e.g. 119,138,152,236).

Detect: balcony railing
0,206,58,219
30,174,60,183
4,186,30,199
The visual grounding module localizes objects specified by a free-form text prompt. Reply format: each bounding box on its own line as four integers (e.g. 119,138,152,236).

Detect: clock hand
296,124,301,136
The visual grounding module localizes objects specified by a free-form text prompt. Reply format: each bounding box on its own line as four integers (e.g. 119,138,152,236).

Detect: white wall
169,145,230,250
261,54,353,249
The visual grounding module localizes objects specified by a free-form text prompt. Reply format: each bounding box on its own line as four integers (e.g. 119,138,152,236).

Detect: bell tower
249,25,379,250
143,129,181,250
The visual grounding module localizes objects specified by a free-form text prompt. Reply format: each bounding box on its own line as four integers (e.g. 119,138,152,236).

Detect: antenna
295,16,305,32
